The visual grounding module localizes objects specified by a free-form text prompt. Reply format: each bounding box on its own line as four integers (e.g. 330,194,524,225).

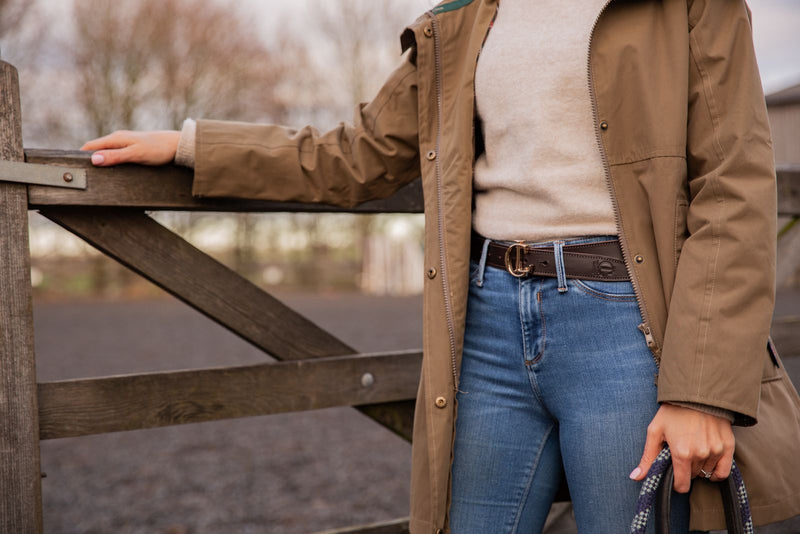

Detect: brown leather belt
471,233,629,281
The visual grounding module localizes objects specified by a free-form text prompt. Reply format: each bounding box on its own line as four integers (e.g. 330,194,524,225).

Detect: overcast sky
242,0,800,95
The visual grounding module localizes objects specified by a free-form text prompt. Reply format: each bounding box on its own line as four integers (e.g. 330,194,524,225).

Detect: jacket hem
691,489,800,531
656,391,757,426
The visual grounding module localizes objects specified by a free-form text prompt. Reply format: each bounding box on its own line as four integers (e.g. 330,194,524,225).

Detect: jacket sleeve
191,47,420,208
656,0,777,425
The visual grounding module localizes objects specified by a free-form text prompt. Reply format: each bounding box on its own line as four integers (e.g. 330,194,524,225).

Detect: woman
83,0,800,532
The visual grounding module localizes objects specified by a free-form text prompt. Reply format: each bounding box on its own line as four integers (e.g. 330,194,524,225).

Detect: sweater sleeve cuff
666,402,736,423
174,118,196,168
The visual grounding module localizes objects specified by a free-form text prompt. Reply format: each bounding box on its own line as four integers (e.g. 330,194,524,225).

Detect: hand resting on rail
81,130,180,167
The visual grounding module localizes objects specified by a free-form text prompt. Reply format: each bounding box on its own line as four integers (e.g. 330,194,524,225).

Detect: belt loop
553,240,568,293
476,238,491,287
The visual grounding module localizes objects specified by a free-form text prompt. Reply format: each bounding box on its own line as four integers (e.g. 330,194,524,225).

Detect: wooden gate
2,56,799,533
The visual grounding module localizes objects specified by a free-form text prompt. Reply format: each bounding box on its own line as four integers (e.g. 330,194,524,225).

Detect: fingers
90,146,136,167
80,130,180,167
80,131,135,152
670,447,694,493
81,131,138,167
630,423,664,481
711,451,733,482
639,404,736,493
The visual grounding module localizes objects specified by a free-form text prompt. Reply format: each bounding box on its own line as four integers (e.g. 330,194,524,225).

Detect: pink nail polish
91,153,105,165
629,467,641,479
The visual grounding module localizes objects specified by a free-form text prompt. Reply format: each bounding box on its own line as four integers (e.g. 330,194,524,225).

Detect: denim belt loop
476,238,491,287
553,240,568,293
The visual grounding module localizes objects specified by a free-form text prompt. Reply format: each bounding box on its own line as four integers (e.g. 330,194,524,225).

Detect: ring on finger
699,468,713,479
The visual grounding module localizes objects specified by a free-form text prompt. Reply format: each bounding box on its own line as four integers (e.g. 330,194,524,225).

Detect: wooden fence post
0,58,43,533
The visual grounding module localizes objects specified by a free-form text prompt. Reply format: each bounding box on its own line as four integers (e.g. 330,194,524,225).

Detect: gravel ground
33,290,800,533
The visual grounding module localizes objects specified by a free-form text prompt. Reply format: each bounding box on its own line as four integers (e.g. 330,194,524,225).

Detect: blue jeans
449,235,691,533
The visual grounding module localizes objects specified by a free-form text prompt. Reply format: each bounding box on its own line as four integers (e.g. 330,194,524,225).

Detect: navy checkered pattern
629,446,754,533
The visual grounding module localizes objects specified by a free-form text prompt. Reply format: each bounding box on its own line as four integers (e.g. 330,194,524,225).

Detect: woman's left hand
629,403,735,493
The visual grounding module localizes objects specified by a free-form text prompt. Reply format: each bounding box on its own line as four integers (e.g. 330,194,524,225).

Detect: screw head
63,172,74,183
361,373,375,387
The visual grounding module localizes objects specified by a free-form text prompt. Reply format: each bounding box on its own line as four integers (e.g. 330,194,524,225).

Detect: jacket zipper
587,0,662,368
427,12,460,389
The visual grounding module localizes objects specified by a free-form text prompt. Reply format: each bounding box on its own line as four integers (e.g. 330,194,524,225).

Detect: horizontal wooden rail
38,350,422,440
22,150,800,217
25,149,423,213
313,518,409,534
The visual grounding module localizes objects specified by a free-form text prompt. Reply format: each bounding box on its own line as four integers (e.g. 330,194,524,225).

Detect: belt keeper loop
476,238,491,287
553,240,568,293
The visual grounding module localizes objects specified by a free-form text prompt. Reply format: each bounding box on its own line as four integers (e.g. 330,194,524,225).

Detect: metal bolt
361,372,375,387
63,172,74,183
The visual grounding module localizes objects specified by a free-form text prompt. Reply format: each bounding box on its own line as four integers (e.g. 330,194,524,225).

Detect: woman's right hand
80,130,180,167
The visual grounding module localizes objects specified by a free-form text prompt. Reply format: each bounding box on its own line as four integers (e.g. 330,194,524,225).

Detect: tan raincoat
190,0,800,530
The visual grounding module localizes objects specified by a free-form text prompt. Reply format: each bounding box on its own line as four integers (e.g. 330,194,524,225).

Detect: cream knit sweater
471,0,615,242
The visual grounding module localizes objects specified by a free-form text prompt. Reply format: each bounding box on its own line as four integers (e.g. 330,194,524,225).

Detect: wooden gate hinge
0,159,87,190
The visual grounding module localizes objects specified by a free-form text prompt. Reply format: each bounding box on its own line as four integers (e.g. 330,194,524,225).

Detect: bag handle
630,446,754,533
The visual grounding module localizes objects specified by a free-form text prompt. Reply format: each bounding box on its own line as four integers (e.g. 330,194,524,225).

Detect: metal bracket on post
0,160,87,189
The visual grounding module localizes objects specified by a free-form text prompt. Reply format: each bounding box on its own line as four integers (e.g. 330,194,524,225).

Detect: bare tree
0,0,46,65
0,0,30,39
301,0,422,292
70,0,293,137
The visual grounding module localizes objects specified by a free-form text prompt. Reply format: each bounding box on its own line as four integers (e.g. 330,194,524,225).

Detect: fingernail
91,153,104,165
629,467,641,479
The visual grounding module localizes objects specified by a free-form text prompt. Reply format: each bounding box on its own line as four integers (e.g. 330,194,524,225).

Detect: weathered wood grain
312,517,409,534
39,207,416,439
0,60,43,534
25,149,424,213
38,351,421,440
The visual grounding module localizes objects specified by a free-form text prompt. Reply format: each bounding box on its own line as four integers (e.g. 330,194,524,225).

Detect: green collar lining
431,0,476,15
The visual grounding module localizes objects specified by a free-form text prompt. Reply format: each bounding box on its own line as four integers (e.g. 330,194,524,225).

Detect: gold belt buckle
504,241,531,278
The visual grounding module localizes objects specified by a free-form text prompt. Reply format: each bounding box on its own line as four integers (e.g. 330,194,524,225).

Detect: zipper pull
637,323,661,357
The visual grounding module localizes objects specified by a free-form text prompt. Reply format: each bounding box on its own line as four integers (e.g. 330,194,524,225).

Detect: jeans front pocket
571,278,636,301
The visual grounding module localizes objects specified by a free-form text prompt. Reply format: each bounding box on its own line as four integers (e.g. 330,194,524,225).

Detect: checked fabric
629,446,754,534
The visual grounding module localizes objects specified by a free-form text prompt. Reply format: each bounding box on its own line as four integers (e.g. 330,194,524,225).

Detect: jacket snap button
435,396,447,409
426,150,437,161
427,267,437,279
423,26,433,38
634,254,644,264
600,120,609,130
